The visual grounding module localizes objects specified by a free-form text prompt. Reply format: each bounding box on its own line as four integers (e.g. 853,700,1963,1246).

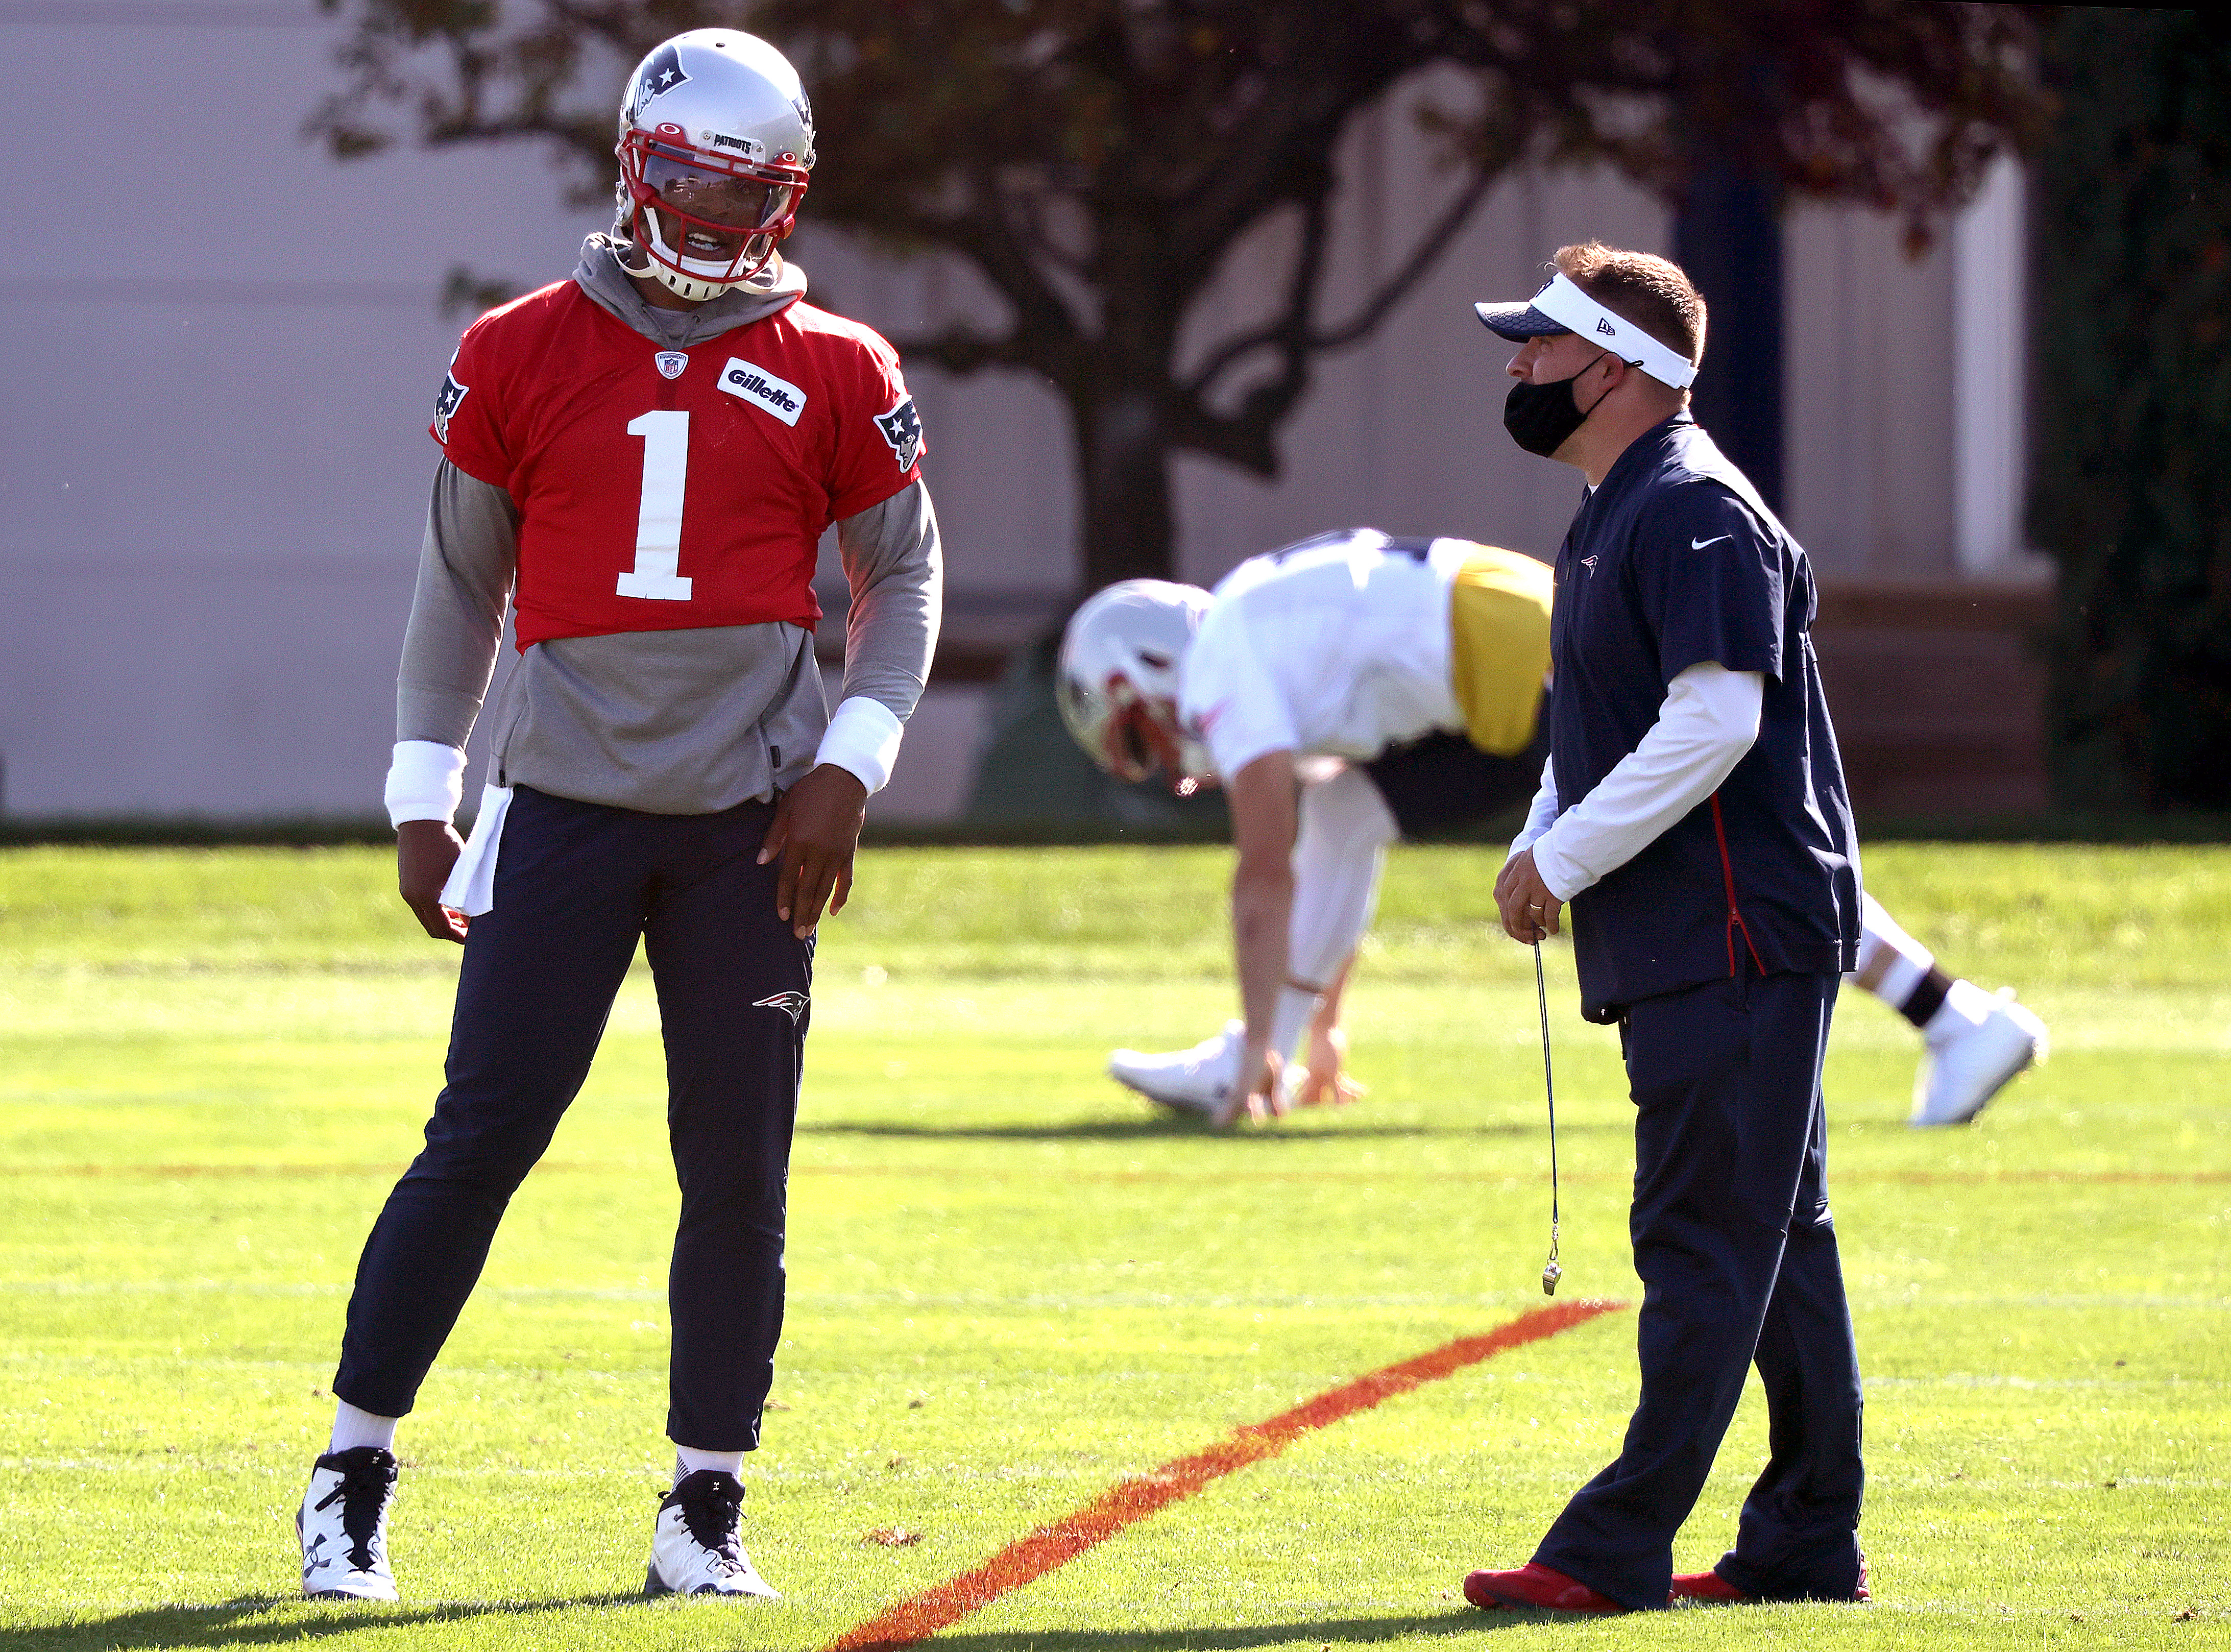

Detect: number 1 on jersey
618,409,693,600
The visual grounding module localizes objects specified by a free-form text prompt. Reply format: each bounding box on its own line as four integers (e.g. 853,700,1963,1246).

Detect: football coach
1464,243,1867,1613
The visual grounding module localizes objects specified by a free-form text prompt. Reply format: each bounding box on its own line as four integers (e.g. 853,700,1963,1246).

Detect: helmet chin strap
618,196,779,303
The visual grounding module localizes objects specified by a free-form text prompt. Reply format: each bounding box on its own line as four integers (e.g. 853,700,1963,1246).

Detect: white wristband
813,696,904,795
384,740,467,828
1528,823,1587,903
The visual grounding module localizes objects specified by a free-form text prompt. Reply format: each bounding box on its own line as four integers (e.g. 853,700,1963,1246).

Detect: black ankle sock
1900,966,1952,1030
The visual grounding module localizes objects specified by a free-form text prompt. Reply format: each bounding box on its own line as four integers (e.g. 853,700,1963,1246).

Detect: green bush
2033,9,2231,808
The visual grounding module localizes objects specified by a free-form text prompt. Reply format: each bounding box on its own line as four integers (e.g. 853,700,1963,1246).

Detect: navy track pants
331,785,812,1451
1532,969,1864,1610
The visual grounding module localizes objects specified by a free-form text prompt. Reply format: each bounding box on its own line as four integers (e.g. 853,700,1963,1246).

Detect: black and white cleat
644,1469,780,1599
297,1446,400,1601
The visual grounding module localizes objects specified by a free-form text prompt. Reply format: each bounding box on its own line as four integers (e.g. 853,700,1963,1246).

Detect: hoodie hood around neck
571,234,809,349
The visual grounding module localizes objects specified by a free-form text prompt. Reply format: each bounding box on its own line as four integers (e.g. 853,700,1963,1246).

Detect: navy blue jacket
1547,414,1860,1023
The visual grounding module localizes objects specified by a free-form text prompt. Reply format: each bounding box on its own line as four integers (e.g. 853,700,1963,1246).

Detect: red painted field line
819,1299,1626,1652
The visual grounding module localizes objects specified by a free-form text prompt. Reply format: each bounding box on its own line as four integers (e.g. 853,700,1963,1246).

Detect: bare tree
314,0,2046,591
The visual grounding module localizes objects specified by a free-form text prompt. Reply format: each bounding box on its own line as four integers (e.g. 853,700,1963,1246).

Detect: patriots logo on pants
874,396,923,472
753,991,810,1025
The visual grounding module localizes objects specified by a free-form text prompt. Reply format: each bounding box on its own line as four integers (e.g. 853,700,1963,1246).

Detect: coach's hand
397,818,470,944
761,764,868,939
1495,847,1563,943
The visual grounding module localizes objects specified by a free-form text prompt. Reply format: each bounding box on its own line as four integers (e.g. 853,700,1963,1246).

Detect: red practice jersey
430,280,925,650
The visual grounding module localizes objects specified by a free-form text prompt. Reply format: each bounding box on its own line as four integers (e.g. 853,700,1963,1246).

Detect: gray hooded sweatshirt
395,236,942,815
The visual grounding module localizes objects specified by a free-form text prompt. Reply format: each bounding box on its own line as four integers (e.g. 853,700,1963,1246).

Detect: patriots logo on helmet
432,371,468,443
753,990,810,1025
874,396,923,472
625,42,690,122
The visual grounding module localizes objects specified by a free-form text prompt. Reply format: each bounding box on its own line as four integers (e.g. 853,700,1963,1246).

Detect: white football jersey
1179,529,1473,780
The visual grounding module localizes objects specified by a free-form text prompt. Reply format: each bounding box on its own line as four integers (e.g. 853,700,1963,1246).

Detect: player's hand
397,819,469,944
1212,1040,1289,1130
1293,1021,1367,1108
760,764,868,939
1495,847,1563,943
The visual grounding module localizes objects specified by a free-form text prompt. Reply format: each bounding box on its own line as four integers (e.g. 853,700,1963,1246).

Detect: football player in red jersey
295,30,943,1604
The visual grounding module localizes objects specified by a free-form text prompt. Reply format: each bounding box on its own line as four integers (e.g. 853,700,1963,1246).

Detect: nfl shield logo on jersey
874,396,923,471
655,351,689,380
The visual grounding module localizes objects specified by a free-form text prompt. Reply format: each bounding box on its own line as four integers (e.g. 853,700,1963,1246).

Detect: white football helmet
1056,580,1217,794
614,30,815,302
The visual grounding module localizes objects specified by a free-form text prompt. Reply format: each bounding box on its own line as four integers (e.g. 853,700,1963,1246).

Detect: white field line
7,1278,2231,1311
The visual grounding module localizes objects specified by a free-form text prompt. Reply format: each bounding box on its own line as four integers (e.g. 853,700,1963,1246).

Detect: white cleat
297,1446,400,1601
1109,1021,1243,1115
1107,1022,1302,1117
645,1469,779,1598
1911,984,2048,1128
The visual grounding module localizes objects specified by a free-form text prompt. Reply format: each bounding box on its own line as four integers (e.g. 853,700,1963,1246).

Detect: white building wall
0,4,2022,821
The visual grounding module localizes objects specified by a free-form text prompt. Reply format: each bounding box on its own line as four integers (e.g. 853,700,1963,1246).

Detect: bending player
1059,529,1556,1127
1060,535,2044,1129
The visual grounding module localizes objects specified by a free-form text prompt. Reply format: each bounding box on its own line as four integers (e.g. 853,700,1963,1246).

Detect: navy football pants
1532,970,1864,1610
332,785,812,1451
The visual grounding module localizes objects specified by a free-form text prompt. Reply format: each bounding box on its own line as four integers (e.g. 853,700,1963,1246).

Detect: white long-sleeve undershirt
1512,661,1765,901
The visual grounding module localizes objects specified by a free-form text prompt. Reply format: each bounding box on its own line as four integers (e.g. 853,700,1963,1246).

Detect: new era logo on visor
1596,317,1617,337
718,358,808,426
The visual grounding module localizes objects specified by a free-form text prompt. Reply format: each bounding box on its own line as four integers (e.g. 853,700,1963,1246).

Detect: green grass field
2,843,2225,1649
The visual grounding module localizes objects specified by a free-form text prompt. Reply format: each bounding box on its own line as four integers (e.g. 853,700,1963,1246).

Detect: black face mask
1502,361,1606,458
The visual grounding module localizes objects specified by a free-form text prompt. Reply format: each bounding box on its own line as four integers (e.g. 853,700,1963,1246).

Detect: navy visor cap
1473,297,1569,342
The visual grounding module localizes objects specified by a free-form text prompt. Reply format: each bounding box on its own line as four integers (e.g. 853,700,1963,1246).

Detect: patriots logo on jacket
753,990,810,1025
625,43,690,122
874,395,923,471
433,371,469,443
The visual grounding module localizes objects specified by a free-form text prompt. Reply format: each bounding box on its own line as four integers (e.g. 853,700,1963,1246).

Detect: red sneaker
1463,1562,1626,1613
1668,1570,1749,1605
1669,1557,1870,1605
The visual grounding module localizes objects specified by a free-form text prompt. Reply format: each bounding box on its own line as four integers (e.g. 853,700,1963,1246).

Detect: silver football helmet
1056,580,1217,795
614,30,815,302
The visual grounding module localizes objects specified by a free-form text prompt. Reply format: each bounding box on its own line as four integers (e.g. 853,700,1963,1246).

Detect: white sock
1850,892,1934,1009
675,1445,745,1485
1289,769,1397,984
1270,985,1320,1060
329,1400,399,1455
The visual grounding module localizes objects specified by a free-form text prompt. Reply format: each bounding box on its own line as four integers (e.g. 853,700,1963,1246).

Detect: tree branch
1310,158,1498,352
880,321,1034,377
1168,189,1332,476
1182,152,1493,415
1180,189,1328,405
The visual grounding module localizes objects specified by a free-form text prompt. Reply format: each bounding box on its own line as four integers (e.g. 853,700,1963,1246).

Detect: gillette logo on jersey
431,280,924,650
719,359,807,425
